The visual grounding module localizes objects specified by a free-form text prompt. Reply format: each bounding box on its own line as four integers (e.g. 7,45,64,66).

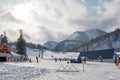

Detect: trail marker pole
82,61,84,72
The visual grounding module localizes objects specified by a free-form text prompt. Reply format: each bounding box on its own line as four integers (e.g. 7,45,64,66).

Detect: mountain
66,31,89,42
43,41,58,50
54,29,106,52
72,28,120,52
66,29,106,42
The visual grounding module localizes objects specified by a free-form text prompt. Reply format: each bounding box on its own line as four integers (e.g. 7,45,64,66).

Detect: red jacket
116,60,120,66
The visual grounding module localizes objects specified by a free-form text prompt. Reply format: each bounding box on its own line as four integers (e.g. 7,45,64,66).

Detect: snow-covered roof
11,52,21,57
116,52,120,55
0,52,21,57
0,53,12,57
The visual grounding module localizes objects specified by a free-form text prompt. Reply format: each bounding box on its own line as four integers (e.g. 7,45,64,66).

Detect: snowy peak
67,29,106,42
67,31,89,42
43,41,58,50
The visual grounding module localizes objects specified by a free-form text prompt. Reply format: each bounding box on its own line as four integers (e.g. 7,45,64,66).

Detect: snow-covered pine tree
16,29,27,60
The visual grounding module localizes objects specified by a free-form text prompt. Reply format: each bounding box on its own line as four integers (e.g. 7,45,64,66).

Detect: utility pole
86,41,89,51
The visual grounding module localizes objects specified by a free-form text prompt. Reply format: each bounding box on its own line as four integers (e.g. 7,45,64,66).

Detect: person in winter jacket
117,56,120,69
36,56,38,63
98,56,103,62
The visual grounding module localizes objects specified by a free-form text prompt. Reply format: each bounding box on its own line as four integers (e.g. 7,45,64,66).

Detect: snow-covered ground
0,60,120,80
0,49,120,80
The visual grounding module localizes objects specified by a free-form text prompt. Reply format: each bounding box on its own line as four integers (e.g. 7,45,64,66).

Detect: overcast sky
0,0,120,44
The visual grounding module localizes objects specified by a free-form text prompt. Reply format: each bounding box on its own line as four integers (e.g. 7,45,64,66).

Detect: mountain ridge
69,28,120,52
54,29,106,52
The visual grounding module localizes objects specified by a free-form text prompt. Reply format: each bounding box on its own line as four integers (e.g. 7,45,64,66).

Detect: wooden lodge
0,43,20,62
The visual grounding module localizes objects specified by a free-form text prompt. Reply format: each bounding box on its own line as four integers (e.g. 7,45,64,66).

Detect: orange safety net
0,43,11,54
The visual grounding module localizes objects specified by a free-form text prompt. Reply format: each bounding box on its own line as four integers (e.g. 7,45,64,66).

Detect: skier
55,58,57,62
36,56,38,63
29,58,32,63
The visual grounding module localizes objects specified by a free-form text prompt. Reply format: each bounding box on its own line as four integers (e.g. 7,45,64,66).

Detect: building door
0,57,6,62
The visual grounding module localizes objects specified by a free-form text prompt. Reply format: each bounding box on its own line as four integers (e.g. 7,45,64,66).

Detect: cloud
0,11,23,24
6,29,19,42
96,0,120,30
31,0,88,32
0,0,29,5
31,0,120,34
34,25,67,44
0,9,66,44
1,23,67,44
0,0,120,44
69,0,120,31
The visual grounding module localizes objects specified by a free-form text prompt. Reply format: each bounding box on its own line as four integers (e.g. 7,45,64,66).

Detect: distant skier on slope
36,56,38,63
98,56,103,62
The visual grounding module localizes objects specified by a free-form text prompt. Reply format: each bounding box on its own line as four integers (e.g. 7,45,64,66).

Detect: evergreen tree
16,30,27,58
0,31,8,46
